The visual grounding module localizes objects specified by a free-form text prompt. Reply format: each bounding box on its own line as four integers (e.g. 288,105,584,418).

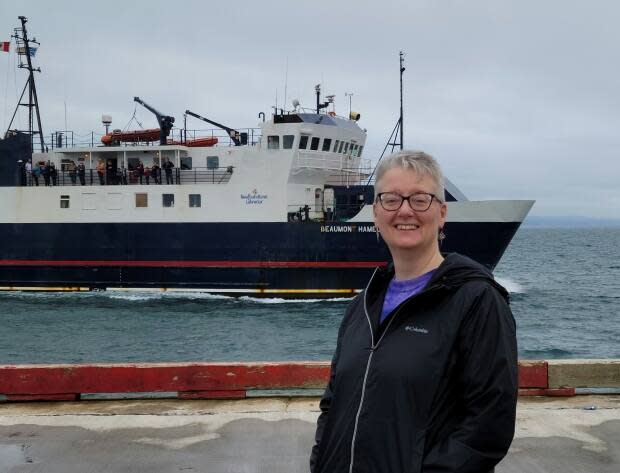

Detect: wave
494,277,525,294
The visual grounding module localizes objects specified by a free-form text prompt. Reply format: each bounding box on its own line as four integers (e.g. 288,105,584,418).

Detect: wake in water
0,289,353,304
494,277,525,294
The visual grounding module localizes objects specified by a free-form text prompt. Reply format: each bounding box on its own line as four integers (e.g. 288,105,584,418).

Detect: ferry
0,18,533,298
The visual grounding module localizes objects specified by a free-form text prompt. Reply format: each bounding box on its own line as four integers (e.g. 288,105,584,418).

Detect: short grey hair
374,150,445,201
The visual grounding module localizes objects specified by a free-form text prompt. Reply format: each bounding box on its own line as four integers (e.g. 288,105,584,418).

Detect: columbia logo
405,325,429,334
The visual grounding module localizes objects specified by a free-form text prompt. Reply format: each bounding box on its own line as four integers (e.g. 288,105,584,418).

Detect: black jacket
310,253,518,473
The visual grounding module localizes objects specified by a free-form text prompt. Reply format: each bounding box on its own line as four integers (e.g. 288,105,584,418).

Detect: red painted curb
0,361,583,402
518,361,548,388
0,362,331,398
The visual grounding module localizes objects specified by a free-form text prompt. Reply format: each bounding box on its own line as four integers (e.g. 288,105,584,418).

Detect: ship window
351,144,359,157
334,140,340,152
310,137,320,150
299,135,309,149
283,135,294,149
207,156,219,169
358,145,364,157
180,157,192,170
338,141,344,153
135,193,148,208
343,142,349,154
189,194,201,208
60,195,70,209
163,194,174,208
82,193,96,210
322,138,332,152
267,135,280,149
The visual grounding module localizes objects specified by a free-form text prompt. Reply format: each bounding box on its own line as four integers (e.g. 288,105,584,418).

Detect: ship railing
43,127,261,150
23,166,234,187
286,203,369,223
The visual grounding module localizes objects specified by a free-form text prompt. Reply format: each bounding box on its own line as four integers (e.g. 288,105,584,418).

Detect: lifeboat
168,137,219,147
101,128,161,145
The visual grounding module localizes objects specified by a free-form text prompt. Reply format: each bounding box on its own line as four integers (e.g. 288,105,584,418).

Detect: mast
6,16,45,153
399,50,405,150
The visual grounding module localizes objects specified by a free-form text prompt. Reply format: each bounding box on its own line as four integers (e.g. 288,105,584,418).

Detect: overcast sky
2,1,619,218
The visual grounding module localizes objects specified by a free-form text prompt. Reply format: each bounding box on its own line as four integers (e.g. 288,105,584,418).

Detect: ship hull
0,221,520,297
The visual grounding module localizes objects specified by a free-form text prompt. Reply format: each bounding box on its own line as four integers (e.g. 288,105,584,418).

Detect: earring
438,229,446,242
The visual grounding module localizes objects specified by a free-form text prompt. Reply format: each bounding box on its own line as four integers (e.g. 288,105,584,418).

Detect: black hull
0,221,521,297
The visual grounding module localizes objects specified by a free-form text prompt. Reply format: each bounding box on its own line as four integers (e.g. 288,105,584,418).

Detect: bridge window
351,144,359,157
283,135,294,149
358,145,364,157
189,194,201,208
310,137,320,150
322,138,332,152
163,194,174,208
207,156,219,169
135,193,148,208
181,157,192,170
334,140,340,153
343,142,349,154
338,141,345,153
267,135,280,149
299,135,309,149
60,195,70,209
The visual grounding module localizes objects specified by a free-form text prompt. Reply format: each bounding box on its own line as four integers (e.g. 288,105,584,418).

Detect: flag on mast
1,41,10,53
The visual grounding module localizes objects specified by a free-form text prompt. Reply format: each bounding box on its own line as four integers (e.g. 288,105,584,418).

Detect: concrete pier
0,395,619,472
1,360,618,472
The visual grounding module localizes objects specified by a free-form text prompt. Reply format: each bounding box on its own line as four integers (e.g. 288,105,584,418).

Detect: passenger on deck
50,162,58,186
136,160,145,184
310,151,518,473
25,159,32,185
42,161,51,186
96,159,105,185
163,159,174,184
144,166,151,185
17,160,26,186
106,160,115,185
32,162,40,186
77,161,86,185
151,163,161,184
68,160,78,185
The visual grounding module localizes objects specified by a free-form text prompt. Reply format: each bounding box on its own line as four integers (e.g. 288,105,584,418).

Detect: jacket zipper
348,269,377,473
348,271,443,472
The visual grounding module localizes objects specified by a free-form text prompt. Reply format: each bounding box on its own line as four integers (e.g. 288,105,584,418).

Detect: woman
310,151,518,473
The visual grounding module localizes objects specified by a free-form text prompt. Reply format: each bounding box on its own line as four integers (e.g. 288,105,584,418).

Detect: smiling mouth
395,224,420,230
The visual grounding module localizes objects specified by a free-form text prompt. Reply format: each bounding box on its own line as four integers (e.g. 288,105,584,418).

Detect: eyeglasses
376,192,443,212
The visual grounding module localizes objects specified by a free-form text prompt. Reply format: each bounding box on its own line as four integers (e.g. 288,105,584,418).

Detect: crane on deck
184,110,246,146
133,97,175,145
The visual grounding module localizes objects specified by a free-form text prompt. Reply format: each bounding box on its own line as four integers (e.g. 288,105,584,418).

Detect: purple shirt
380,270,435,324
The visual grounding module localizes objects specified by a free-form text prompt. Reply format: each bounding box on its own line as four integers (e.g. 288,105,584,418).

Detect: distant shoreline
522,216,620,228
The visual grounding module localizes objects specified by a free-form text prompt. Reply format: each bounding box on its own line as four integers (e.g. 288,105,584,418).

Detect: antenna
284,57,288,113
399,50,405,150
345,92,354,116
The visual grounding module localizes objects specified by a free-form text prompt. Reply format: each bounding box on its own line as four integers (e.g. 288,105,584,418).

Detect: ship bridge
262,112,370,186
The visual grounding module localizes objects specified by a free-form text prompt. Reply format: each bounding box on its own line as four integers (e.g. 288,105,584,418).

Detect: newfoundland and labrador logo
241,189,268,204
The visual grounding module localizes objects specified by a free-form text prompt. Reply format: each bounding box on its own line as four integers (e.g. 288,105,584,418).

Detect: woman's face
373,167,447,255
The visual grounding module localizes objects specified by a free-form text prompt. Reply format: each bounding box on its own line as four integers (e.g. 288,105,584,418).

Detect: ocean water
0,228,618,364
